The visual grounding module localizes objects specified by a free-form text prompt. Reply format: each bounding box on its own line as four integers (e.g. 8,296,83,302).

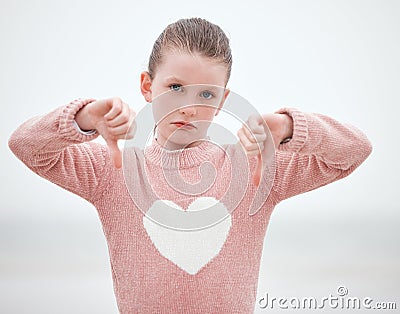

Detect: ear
215,88,230,116
140,71,152,103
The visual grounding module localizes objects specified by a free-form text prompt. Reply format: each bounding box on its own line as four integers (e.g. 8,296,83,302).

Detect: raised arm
8,98,136,203
271,108,372,203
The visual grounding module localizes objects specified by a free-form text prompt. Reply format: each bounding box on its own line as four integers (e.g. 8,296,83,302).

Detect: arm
237,108,372,204
271,108,373,203
237,111,293,186
8,99,111,203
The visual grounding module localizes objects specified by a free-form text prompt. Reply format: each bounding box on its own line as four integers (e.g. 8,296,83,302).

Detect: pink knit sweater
8,99,372,313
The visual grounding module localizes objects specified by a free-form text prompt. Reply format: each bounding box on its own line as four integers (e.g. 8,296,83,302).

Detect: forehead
154,51,228,87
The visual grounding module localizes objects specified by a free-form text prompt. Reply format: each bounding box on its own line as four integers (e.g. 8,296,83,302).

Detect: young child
8,18,372,313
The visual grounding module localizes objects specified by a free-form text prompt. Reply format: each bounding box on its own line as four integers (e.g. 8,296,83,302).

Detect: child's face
140,51,230,150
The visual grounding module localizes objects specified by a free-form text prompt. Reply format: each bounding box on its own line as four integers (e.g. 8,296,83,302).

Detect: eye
169,84,183,92
201,90,214,99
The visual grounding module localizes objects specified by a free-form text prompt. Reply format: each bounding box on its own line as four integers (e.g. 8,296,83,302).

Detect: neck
145,136,217,169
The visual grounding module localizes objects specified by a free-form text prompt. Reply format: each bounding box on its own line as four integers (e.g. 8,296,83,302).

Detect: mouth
171,121,196,129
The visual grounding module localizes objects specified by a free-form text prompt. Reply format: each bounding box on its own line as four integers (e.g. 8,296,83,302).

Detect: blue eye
201,91,213,99
170,84,183,92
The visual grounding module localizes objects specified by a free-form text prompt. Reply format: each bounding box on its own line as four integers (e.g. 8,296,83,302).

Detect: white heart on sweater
143,197,232,275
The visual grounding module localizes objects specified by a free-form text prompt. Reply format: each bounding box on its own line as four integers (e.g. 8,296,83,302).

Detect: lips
171,121,196,128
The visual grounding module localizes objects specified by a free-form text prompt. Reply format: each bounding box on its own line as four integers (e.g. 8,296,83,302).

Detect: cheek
197,107,217,120
157,119,171,131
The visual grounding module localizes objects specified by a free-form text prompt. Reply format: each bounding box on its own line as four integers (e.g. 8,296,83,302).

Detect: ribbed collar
144,137,219,169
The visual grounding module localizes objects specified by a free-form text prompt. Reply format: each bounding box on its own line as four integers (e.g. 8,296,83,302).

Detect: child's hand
75,97,137,168
237,114,268,186
261,113,293,148
237,114,267,157
237,113,293,186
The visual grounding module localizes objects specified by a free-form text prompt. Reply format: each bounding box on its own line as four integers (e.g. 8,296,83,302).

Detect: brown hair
148,18,232,85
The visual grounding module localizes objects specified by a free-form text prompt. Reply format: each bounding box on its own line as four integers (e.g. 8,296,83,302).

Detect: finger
108,124,132,137
107,112,129,128
237,128,264,153
246,143,264,156
237,128,258,152
107,105,135,127
244,140,264,156
242,123,267,143
246,149,261,156
110,108,137,139
252,154,262,186
253,136,276,188
125,119,137,140
104,98,123,120
246,114,264,134
105,138,122,169
238,127,266,150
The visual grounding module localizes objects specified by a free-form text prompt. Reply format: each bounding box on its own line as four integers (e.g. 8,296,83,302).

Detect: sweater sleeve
8,98,113,204
271,108,373,204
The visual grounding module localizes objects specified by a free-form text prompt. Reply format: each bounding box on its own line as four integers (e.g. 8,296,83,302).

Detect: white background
1,0,399,313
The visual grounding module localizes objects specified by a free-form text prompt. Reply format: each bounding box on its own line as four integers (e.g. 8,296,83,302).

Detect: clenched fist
237,112,293,186
75,97,137,168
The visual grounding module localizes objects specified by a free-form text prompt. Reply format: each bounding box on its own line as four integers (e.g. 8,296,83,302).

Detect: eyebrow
163,77,222,92
164,76,186,85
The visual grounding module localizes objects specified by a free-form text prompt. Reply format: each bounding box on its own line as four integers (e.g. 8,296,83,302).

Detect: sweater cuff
274,107,308,152
59,98,99,142
73,120,97,135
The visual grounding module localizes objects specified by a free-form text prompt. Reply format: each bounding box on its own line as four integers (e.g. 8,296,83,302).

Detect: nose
179,105,197,116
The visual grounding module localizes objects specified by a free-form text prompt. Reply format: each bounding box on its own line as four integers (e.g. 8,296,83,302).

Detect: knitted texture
8,99,372,313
